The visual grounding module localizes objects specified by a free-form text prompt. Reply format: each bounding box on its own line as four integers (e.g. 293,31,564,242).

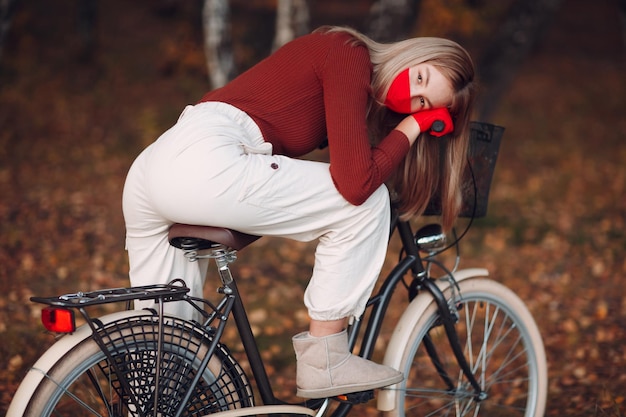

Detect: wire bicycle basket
92,314,253,416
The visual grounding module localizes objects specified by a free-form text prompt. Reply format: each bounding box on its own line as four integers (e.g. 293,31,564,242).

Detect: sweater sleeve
321,39,410,205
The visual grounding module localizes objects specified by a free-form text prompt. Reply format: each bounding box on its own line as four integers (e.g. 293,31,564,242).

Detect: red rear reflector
41,307,76,333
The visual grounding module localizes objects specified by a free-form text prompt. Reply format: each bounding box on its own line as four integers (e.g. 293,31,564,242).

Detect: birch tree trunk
273,0,310,51
202,0,234,88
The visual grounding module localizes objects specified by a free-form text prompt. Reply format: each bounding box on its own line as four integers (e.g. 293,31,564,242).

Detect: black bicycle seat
168,223,261,251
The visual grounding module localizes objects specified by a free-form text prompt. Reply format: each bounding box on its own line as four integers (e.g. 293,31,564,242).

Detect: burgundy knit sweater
200,31,410,205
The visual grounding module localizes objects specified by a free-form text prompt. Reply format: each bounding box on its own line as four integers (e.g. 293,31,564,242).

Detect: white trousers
122,102,391,321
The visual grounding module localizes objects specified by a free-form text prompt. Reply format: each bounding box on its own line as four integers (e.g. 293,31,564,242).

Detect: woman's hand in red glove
411,107,454,137
394,107,455,146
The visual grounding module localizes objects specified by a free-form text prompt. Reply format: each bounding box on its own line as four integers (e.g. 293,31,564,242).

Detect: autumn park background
0,0,625,415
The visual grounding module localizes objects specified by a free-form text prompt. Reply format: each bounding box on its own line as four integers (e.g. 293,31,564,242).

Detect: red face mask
384,68,412,114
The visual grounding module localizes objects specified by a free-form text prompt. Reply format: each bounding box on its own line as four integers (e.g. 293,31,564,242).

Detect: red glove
411,108,454,137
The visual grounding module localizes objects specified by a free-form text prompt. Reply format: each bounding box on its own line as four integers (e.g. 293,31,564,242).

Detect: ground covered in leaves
0,0,625,415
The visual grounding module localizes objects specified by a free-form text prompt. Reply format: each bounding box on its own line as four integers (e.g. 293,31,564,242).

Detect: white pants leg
122,102,390,321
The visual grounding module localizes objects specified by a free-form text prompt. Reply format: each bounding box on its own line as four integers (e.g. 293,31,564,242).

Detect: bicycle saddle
168,223,261,251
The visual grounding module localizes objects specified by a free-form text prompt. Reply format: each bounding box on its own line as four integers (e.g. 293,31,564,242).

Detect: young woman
122,26,476,399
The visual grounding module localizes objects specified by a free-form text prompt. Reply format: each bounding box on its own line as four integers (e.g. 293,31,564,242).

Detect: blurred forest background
0,0,625,415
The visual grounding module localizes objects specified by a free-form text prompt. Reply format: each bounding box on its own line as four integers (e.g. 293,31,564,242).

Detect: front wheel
21,314,254,417
396,278,547,417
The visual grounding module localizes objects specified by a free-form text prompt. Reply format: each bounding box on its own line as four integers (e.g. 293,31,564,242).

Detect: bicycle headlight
414,223,446,252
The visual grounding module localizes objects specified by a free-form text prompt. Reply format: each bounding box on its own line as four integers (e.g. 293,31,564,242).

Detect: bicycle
7,122,548,417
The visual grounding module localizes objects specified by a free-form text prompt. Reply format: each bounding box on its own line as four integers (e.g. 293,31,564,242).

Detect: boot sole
296,373,404,399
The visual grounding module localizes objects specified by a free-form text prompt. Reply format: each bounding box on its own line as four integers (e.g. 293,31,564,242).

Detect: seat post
167,224,276,402
212,247,236,285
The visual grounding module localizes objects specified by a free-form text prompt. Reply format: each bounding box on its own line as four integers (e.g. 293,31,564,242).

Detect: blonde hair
317,26,476,231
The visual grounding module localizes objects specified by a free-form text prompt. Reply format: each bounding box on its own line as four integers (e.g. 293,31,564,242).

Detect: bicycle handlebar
431,120,445,133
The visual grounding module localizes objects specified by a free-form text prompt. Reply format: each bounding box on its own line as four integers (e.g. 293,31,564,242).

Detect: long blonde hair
318,26,476,231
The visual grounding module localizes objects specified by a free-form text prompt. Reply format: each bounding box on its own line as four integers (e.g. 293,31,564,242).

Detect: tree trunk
476,0,563,121
619,0,626,56
273,0,310,51
0,0,18,64
77,0,97,61
367,0,420,42
202,0,234,89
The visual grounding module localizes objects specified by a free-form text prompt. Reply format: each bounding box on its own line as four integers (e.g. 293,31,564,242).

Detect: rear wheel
23,315,253,416
397,278,547,417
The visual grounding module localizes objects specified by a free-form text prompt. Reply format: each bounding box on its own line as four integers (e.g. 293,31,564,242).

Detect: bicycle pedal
333,390,374,404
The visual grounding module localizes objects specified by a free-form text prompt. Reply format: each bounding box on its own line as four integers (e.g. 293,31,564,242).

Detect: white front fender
7,309,153,417
377,268,489,413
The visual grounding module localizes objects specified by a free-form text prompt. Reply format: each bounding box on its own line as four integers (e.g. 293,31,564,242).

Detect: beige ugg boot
292,330,403,399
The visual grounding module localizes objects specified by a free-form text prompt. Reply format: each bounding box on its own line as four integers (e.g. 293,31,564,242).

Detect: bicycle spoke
38,368,107,416
403,387,472,416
